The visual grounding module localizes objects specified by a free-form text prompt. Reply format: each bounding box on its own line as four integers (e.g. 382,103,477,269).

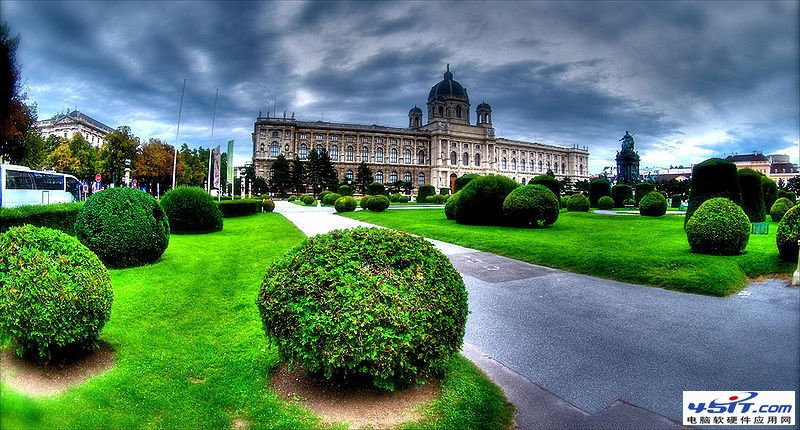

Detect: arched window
521,159,526,171
417,150,425,165
530,160,535,172
562,164,566,175
390,148,398,163
376,171,384,183
450,151,457,166
475,153,481,166
330,145,339,160
521,178,526,185
390,171,398,182
299,144,308,160
463,152,469,166
376,147,384,162
554,163,558,174
315,144,324,154
346,145,354,162
538,161,543,172
418,172,425,185
361,146,369,162
404,172,412,182
404,149,412,164
546,162,551,171
502,157,508,170
438,106,444,116
579,164,584,175
456,105,462,118
511,158,517,170
270,141,279,158
345,169,353,180
260,143,265,152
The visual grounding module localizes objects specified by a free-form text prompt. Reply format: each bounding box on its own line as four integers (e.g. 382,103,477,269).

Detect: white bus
0,164,82,208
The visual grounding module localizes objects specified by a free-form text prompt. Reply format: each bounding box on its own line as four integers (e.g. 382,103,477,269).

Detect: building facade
726,152,799,183
38,110,115,147
252,67,590,193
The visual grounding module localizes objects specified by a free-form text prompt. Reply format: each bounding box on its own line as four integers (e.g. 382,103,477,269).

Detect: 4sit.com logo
683,391,796,426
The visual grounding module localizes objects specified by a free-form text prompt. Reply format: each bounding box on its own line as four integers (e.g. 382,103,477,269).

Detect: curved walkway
274,201,800,429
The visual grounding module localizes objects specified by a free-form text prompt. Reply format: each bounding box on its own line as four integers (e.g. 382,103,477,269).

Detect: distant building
725,151,798,182
37,110,115,147
252,66,590,194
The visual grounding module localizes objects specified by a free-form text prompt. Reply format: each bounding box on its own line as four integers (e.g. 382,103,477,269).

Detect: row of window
448,152,482,167
295,133,420,146
269,168,427,185
263,142,427,164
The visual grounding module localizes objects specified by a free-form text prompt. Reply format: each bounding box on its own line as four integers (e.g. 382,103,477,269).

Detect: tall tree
269,154,292,197
45,133,98,179
99,126,139,186
290,156,306,195
0,25,40,165
306,149,338,194
355,161,373,193
134,138,177,192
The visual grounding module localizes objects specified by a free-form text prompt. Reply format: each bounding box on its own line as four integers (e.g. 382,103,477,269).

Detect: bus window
33,172,64,190
66,177,81,201
6,170,34,189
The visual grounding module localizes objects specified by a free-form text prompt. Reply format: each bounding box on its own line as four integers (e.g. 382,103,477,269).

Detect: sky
4,0,799,174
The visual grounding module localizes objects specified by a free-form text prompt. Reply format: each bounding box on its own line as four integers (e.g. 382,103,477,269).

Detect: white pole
207,88,218,194
172,79,187,189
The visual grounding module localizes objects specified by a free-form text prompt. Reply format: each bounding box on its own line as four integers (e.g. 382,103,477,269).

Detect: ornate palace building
38,110,115,147
252,66,590,193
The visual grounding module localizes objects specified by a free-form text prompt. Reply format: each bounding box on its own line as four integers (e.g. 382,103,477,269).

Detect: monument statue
615,130,640,185
619,130,635,153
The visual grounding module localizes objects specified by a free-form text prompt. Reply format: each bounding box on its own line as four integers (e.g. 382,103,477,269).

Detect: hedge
686,158,741,226
453,174,480,193
453,175,519,225
589,179,611,207
737,168,766,222
160,186,223,233
0,202,83,235
417,184,436,203
611,184,633,208
217,199,261,217
634,183,655,205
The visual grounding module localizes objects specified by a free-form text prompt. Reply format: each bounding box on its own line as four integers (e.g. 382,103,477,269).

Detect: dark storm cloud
3,0,798,171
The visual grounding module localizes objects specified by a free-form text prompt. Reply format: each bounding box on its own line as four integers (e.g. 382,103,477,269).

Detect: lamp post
123,159,131,187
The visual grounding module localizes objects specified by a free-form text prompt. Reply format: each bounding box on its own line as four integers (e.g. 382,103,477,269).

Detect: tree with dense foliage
737,168,766,222
99,126,139,186
175,144,206,187
355,161,373,193
685,158,741,227
290,156,306,195
305,149,338,194
134,139,177,192
761,176,778,212
269,154,292,197
45,133,99,179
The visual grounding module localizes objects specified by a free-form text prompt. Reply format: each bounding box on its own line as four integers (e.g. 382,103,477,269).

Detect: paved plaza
275,201,800,429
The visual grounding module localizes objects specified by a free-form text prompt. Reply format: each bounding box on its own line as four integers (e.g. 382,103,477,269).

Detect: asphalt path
274,201,800,428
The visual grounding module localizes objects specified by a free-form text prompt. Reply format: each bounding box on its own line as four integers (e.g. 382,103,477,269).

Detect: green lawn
1,213,512,429
343,209,795,296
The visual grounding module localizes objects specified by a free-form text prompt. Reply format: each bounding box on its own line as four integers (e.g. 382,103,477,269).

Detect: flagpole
172,79,187,189
207,88,219,194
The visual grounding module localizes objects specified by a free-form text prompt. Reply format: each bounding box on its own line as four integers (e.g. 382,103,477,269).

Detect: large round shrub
360,195,372,210
322,192,341,206
367,182,385,196
334,196,357,213
529,175,561,199
318,190,332,203
686,158,741,227
390,193,403,202
502,185,559,227
737,168,766,222
589,179,611,207
776,204,800,262
454,174,480,193
611,184,633,208
257,228,468,391
444,191,461,220
770,198,794,223
417,184,436,203
337,185,353,197
159,186,223,234
454,175,519,225
367,194,390,212
686,198,750,255
567,194,590,212
777,190,797,204
639,191,668,216
262,199,275,212
597,196,614,210
287,195,296,202
0,226,113,361
635,183,655,205
302,195,316,205
75,187,170,268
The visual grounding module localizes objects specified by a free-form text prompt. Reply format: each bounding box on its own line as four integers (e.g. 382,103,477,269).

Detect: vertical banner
227,140,234,189
213,145,221,190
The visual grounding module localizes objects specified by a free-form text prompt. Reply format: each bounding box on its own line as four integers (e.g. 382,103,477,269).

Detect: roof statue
619,130,635,154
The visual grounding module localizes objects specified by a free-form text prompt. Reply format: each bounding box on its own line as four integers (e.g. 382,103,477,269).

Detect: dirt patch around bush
270,363,441,429
0,342,115,397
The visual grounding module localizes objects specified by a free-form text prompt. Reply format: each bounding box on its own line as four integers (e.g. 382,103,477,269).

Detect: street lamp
124,159,131,187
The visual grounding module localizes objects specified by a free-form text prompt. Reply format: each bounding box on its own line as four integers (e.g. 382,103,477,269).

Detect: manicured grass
1,213,512,429
342,209,795,296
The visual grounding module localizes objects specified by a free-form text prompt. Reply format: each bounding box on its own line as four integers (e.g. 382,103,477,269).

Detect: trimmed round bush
337,185,353,197
302,195,316,205
334,196,357,213
322,192,341,206
639,191,668,216
776,204,800,261
0,226,113,361
445,191,461,220
560,195,570,209
257,228,468,391
417,184,436,203
454,175,519,225
529,175,561,199
623,198,636,207
318,190,332,202
159,186,223,234
686,158,741,227
262,199,275,212
390,193,403,202
75,187,170,268
634,183,655,205
398,195,410,203
454,174,480,193
589,179,611,207
287,195,296,202
367,182,385,196
425,195,437,203
770,198,794,223
360,195,372,210
567,194,590,212
777,190,796,204
503,185,559,227
611,184,633,207
686,198,750,255
367,194,390,212
597,196,614,210
738,168,766,222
